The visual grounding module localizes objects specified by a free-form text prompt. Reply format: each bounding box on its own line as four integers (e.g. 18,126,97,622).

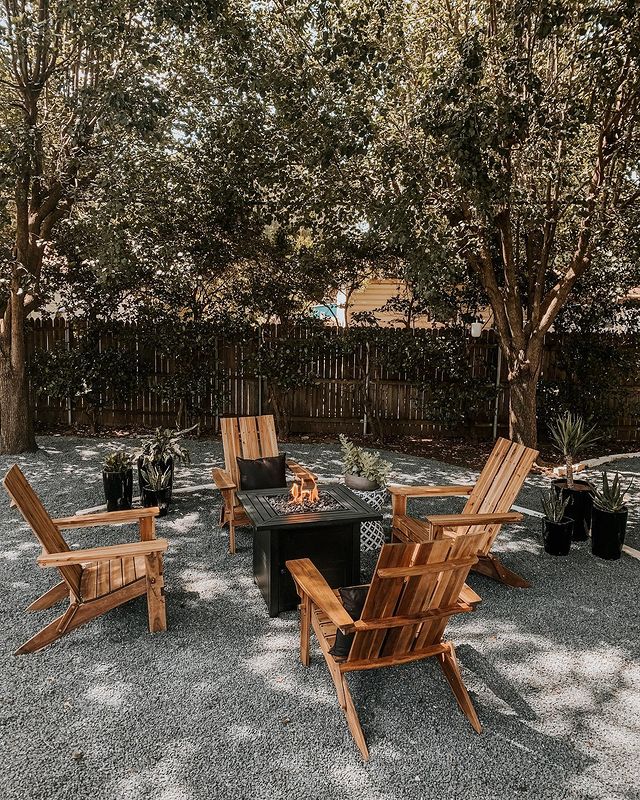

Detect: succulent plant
540,489,570,523
103,448,133,473
592,471,633,513
549,412,599,489
138,425,195,467
339,434,392,487
140,463,173,491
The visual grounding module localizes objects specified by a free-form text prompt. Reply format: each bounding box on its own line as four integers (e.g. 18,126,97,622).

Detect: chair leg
437,643,482,733
473,553,531,588
228,520,236,554
310,612,369,759
16,581,156,655
299,596,311,667
15,613,71,655
26,581,69,612
341,675,369,761
145,553,167,632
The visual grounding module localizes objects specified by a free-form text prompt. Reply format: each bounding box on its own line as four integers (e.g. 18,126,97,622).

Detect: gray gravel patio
1,436,639,800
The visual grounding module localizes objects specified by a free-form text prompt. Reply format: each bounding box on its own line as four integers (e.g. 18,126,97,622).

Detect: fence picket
24,319,640,440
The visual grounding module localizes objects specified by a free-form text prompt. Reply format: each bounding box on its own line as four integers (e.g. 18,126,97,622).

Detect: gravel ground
1,436,639,800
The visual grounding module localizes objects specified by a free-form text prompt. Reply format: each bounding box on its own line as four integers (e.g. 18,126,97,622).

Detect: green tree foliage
4,0,640,451
31,323,140,432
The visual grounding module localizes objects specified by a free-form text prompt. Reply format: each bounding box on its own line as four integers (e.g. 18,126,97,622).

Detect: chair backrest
347,532,487,664
3,465,82,600
460,437,538,546
220,415,280,488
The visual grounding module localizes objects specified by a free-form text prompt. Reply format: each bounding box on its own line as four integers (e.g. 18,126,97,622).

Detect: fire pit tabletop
237,483,384,530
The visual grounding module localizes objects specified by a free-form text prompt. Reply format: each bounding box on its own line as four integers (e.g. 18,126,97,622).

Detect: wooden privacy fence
27,318,640,441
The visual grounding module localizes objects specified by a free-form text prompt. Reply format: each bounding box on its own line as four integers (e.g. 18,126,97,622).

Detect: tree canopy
2,0,640,449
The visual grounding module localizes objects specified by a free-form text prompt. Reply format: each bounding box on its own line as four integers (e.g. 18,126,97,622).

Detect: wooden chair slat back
348,542,417,662
459,438,538,541
414,533,485,650
221,415,280,489
3,465,82,599
347,533,486,663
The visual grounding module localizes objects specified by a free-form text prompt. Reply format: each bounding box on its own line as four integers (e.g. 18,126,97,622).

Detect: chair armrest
286,460,317,483
52,507,160,530
388,484,475,497
427,511,523,528
460,584,482,608
38,539,169,567
286,558,356,633
212,468,236,491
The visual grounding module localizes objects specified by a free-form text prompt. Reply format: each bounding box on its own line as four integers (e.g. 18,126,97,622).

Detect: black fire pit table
237,484,383,617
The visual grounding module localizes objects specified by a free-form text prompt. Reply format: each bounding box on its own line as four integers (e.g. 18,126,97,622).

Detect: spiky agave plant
549,412,599,489
592,471,633,513
540,489,570,523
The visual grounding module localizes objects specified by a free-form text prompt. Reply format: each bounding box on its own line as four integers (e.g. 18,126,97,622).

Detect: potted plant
339,434,392,551
137,425,194,503
339,434,392,491
540,489,573,556
549,412,599,541
102,448,133,512
591,472,633,560
140,463,172,517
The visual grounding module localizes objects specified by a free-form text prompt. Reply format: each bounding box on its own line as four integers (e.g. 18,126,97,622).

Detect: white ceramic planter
344,473,380,492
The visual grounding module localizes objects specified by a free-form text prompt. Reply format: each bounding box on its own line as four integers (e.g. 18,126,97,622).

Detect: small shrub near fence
28,318,640,441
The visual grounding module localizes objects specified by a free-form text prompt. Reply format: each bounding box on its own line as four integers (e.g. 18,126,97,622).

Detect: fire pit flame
290,478,319,505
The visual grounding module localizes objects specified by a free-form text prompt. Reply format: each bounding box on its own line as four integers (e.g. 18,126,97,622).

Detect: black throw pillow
237,453,287,491
329,584,369,661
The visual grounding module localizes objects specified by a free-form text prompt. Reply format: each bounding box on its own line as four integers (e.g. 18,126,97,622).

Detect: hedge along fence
28,318,640,441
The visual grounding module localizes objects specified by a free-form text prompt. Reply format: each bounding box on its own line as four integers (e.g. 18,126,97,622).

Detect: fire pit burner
265,493,346,515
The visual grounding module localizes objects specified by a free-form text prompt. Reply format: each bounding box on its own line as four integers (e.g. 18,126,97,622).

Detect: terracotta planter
552,479,593,541
344,473,380,492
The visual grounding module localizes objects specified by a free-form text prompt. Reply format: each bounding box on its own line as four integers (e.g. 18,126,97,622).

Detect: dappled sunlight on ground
0,435,638,799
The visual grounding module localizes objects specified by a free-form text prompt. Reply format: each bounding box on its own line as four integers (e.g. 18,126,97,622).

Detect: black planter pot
102,469,133,512
141,486,170,517
552,479,594,541
591,505,627,560
542,517,573,556
137,455,174,503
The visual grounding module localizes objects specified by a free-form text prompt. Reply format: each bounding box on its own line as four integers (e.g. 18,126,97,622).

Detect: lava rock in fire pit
265,493,345,515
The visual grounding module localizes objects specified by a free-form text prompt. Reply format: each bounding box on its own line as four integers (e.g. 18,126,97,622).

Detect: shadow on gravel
0,436,638,800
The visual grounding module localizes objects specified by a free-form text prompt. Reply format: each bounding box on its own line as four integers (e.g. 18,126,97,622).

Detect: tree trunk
0,358,37,453
268,385,290,439
508,373,538,448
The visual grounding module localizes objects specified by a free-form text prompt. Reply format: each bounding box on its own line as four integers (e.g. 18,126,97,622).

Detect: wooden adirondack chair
212,414,316,554
4,465,168,655
389,437,539,588
287,532,487,760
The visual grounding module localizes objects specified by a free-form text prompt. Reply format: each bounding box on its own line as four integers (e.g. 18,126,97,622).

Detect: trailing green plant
248,334,325,438
138,426,195,466
592,471,633,513
31,327,142,434
103,448,133,473
540,490,570,523
140,463,173,491
339,434,392,488
549,412,600,489
538,334,640,437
